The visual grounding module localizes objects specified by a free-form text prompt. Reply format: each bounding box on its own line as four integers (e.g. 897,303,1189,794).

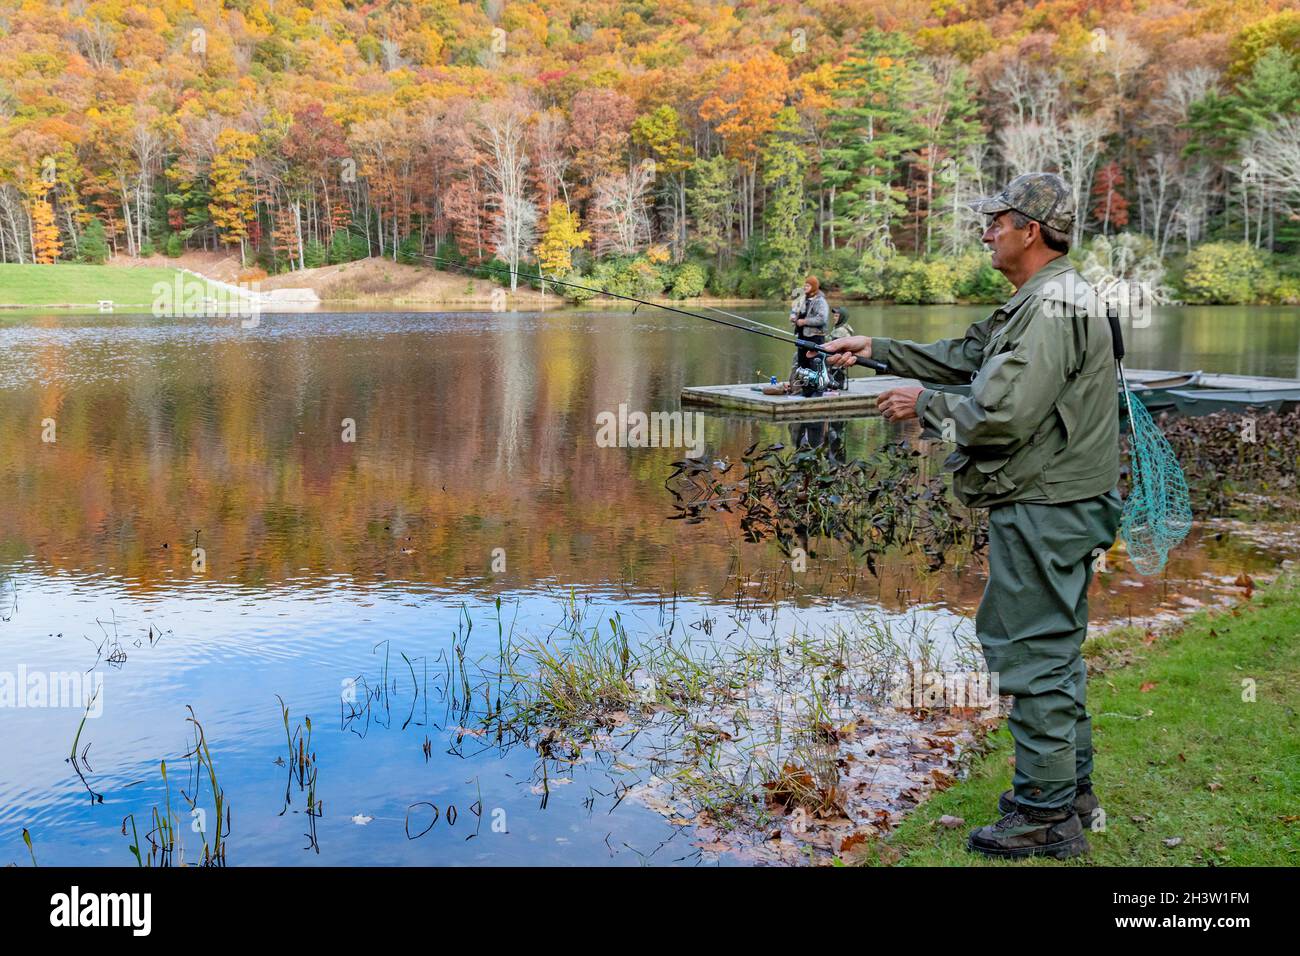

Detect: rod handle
796,337,888,373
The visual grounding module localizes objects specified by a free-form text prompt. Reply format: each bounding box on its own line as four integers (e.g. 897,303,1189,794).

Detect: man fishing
823,172,1122,859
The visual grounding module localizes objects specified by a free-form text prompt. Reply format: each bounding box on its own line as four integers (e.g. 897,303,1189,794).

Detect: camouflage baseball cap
969,172,1074,234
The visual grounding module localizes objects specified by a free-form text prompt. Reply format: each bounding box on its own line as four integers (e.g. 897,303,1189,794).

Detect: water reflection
789,419,849,464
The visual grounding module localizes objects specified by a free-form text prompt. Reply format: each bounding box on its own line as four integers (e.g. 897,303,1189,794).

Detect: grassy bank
0,259,768,310
868,573,1300,866
0,262,191,308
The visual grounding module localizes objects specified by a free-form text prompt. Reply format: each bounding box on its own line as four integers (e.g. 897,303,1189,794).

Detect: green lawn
0,262,187,307
867,574,1300,866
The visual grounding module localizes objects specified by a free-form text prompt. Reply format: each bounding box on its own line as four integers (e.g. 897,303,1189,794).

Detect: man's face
982,210,1030,274
803,282,813,296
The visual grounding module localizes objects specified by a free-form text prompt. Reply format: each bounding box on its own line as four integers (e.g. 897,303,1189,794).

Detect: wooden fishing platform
681,369,1300,420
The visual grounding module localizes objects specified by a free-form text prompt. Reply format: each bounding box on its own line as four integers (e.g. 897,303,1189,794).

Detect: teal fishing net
1119,387,1193,575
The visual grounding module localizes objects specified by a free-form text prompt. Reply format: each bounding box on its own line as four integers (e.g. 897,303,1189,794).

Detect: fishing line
702,304,792,335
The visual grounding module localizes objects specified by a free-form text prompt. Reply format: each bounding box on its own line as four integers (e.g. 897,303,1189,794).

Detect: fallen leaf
1162,836,1183,848
839,829,874,854
694,839,730,853
1140,681,1158,693
874,843,902,865
935,815,966,828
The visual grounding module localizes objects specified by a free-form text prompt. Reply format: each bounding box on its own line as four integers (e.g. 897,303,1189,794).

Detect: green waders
975,489,1122,810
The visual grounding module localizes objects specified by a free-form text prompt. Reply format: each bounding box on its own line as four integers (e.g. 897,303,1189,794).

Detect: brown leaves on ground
839,829,872,854
929,768,956,790
762,762,846,818
740,711,991,865
811,718,860,742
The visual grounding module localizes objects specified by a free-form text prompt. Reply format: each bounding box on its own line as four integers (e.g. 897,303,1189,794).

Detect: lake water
1,303,1295,866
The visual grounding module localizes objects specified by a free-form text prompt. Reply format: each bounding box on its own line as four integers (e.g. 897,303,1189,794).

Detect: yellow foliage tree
29,183,61,264
535,202,590,275
209,129,258,263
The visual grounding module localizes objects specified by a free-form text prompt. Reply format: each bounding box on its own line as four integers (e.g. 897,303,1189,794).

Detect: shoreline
0,296,776,312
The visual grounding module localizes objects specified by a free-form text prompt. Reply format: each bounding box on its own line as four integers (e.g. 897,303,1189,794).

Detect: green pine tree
328,230,352,264
758,108,811,296
303,238,326,268
688,154,734,269
822,28,926,255
78,218,110,264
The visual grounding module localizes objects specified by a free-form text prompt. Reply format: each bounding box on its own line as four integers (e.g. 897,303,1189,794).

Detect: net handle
1109,302,1140,446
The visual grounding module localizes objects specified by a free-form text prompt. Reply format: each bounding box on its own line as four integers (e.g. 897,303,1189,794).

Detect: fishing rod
421,253,889,377
707,303,889,374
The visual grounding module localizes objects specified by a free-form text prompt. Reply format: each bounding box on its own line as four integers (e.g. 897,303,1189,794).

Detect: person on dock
823,172,1121,860
827,306,853,391
790,276,830,381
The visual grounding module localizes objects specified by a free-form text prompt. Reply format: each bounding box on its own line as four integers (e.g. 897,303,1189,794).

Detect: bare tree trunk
294,200,305,270
120,186,136,257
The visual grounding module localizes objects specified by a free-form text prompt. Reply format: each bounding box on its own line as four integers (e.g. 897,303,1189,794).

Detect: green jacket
873,256,1120,509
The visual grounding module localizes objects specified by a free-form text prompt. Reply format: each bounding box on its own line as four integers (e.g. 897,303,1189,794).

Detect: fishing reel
790,353,834,397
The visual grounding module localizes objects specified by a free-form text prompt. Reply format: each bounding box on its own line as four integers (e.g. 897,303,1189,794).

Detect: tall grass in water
66,685,103,803
277,696,322,854
121,706,229,866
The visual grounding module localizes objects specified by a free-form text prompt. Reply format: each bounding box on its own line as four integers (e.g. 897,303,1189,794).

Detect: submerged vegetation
1149,409,1300,518
391,593,1002,863
667,439,988,574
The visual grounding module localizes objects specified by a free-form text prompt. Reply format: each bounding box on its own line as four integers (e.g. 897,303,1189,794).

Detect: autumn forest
1,0,1299,303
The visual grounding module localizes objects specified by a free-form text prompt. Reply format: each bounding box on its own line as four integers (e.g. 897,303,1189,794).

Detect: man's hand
821,336,872,368
795,317,806,327
876,386,924,422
